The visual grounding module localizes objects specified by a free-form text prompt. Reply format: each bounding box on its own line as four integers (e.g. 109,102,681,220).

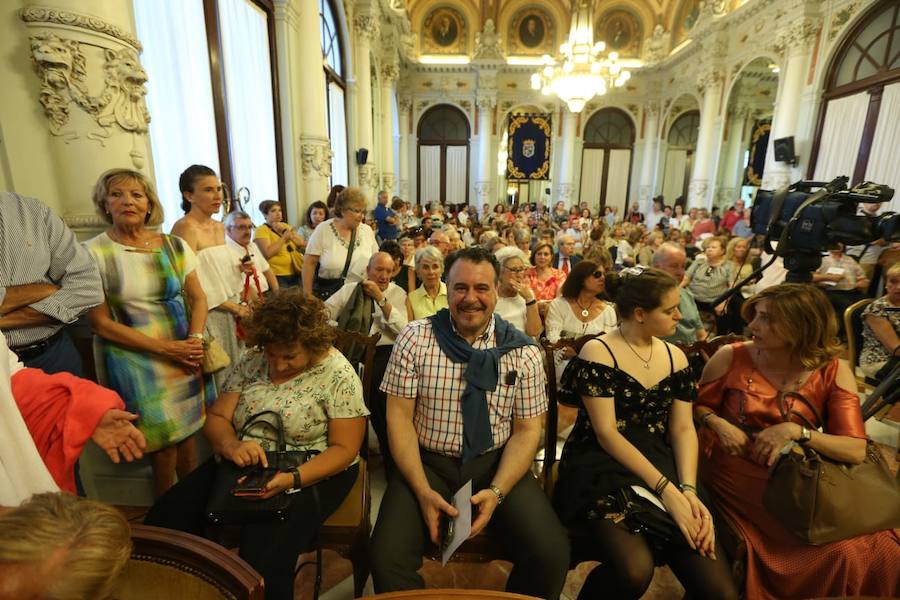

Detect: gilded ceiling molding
20,7,142,51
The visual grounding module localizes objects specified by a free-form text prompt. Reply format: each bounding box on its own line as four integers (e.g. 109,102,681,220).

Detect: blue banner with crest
507,114,551,180
743,119,771,186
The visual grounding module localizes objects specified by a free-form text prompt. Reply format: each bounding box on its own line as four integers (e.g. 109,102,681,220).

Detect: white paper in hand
441,480,472,565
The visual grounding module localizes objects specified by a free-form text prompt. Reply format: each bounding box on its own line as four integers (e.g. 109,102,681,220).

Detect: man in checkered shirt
370,247,569,598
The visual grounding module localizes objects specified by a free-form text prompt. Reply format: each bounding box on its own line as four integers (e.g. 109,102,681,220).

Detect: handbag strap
340,226,358,280
777,390,824,430
238,410,287,452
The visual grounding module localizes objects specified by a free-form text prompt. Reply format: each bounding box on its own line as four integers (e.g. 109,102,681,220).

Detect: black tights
576,519,739,600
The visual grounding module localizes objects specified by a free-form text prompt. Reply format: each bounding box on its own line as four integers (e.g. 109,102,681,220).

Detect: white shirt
225,236,271,294
0,333,59,504
306,219,380,283
326,281,408,346
544,297,618,343
495,295,527,334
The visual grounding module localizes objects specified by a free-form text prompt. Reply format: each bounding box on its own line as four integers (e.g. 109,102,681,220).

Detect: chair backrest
844,298,874,374
333,329,382,409
540,333,600,494
116,525,263,600
678,333,746,364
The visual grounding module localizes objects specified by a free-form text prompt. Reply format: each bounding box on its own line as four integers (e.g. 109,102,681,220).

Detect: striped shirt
0,193,102,347
380,315,547,457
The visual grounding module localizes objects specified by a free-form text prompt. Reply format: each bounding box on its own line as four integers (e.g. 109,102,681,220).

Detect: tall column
689,68,724,208
272,0,300,219
18,1,153,236
475,94,497,208
379,62,398,195
716,105,751,204
762,20,818,190
555,108,577,207
638,104,660,213
353,13,378,203
397,95,411,200
295,0,330,214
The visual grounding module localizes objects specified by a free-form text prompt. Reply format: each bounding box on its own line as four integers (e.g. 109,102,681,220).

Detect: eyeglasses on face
504,266,528,274
591,270,605,278
344,207,365,215
228,224,252,230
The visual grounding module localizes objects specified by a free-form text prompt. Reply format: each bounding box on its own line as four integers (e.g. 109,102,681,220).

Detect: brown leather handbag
763,391,900,545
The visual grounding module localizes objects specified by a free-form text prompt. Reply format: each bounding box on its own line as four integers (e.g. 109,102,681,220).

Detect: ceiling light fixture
530,0,633,112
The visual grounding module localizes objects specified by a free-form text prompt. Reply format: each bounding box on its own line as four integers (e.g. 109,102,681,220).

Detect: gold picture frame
509,9,554,55
422,7,467,54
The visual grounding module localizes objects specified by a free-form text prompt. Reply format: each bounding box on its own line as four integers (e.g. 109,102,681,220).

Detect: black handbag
312,225,357,301
206,410,319,525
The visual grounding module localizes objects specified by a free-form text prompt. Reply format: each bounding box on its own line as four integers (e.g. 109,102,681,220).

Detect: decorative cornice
772,19,821,54
381,63,399,83
64,213,107,229
20,7,142,51
476,94,496,110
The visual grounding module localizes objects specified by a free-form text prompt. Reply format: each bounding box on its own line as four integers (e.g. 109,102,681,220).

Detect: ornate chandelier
530,0,632,113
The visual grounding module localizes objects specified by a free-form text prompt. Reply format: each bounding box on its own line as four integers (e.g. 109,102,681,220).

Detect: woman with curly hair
145,290,369,600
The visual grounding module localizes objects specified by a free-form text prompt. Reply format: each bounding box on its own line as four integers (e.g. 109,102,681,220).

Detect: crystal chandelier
530,0,632,113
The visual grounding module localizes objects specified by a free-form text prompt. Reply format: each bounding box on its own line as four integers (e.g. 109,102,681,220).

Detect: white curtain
865,82,900,212
328,81,349,187
420,145,441,206
662,149,687,205
218,0,279,225
579,149,604,210
134,0,220,233
813,92,869,184
445,146,467,205
605,149,631,214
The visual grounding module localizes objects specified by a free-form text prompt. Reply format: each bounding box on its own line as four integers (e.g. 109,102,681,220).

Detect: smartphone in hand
232,467,278,497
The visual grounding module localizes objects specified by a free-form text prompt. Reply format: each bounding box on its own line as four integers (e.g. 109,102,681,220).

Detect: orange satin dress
697,343,900,600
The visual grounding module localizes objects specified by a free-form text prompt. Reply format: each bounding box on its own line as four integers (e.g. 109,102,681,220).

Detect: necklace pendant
642,362,651,369
581,309,590,317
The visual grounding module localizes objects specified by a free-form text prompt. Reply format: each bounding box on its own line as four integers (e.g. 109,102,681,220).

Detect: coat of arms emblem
522,138,535,158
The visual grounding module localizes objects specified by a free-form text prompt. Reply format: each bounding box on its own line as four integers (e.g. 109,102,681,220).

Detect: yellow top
253,223,299,276
407,282,448,320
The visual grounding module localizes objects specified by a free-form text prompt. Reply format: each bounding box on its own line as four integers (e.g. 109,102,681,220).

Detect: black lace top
552,339,699,525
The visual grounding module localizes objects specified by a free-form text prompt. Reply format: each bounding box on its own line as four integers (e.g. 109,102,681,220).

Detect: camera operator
813,242,869,339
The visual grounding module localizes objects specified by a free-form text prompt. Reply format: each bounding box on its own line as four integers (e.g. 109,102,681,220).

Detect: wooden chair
297,329,381,598
116,525,264,600
844,298,875,389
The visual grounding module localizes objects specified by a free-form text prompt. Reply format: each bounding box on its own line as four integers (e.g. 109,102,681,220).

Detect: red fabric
721,210,741,232
697,344,899,600
692,219,716,239
11,368,125,493
561,258,570,275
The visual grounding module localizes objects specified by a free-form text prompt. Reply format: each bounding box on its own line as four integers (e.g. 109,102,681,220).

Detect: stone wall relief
27,31,151,168
300,139,333,179
473,19,503,60
643,24,670,64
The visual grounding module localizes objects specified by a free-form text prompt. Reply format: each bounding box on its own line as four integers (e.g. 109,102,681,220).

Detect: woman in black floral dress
554,267,737,600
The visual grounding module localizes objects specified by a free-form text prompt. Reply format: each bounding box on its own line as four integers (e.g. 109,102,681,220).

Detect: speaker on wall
773,136,797,166
355,148,369,165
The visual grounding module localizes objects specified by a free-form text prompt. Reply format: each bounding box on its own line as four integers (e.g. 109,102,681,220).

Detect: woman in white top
171,164,247,390
303,187,380,300
545,260,618,348
494,246,543,337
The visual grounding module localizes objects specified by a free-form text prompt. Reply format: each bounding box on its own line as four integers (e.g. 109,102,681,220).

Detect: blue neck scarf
429,308,536,462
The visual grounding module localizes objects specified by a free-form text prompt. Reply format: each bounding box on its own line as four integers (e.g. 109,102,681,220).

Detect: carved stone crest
473,18,503,60
300,140,333,179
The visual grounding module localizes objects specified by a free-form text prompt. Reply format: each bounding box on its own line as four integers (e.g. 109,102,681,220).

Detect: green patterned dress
84,232,214,452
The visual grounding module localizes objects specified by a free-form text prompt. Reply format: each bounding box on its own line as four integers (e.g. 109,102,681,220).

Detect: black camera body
751,177,899,281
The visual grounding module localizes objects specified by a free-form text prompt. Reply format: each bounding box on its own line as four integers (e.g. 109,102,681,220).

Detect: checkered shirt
380,315,548,457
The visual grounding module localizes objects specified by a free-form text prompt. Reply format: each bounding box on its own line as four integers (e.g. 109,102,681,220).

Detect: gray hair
494,245,530,268
513,227,532,244
414,246,444,271
224,210,253,228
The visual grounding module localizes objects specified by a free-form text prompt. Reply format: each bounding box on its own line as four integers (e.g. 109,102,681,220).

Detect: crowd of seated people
2,179,899,600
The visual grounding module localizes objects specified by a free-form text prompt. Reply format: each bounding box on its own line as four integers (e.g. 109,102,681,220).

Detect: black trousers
370,449,570,599
369,345,395,475
144,457,358,600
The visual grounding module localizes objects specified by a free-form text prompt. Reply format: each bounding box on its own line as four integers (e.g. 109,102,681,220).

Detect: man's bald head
653,242,688,280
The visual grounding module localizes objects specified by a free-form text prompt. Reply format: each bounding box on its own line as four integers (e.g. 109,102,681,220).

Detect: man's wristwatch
488,484,505,505
798,426,812,444
377,296,388,307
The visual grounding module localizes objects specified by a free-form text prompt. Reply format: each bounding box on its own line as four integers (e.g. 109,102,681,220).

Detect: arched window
321,0,348,187
417,105,471,206
662,110,700,203
811,0,900,208
667,111,700,147
580,108,635,213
